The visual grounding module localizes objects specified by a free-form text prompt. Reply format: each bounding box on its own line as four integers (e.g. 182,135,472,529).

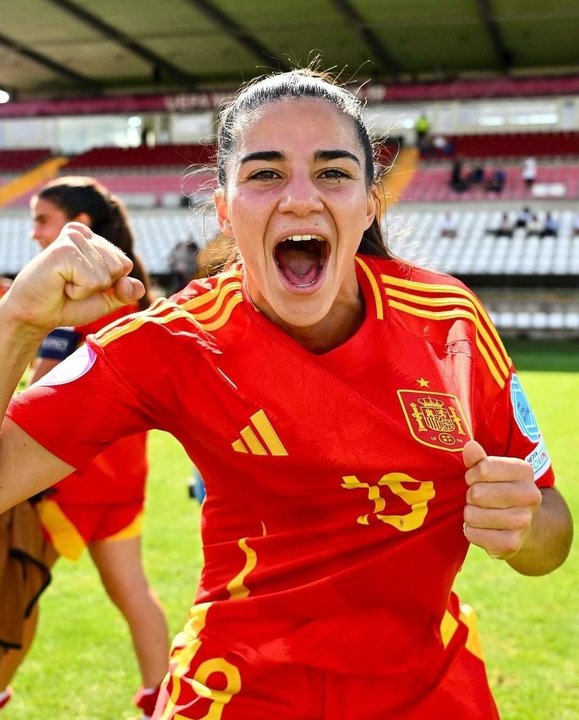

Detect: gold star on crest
417,377,430,388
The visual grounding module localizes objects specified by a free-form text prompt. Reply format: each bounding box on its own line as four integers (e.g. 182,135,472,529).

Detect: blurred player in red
0,177,168,718
0,71,573,719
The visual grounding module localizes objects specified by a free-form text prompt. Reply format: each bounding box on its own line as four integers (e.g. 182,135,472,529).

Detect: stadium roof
1,0,578,101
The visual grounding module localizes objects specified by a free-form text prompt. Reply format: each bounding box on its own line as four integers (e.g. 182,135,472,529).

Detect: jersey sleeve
7,340,156,471
479,364,554,489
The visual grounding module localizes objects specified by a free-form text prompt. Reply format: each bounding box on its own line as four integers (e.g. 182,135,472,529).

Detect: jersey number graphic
341,473,435,530
191,658,241,719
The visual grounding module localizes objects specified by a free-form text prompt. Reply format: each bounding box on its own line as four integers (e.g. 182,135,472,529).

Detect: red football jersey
8,256,554,717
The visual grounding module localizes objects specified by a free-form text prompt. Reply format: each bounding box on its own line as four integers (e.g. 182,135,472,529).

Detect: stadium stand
386,207,579,275
382,125,579,338
59,142,218,209
2,143,219,210
421,130,579,160
64,143,216,169
0,148,54,174
399,161,579,203
0,208,218,278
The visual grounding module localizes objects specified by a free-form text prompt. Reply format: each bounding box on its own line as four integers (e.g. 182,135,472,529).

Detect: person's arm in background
463,440,573,576
0,223,144,513
28,326,81,385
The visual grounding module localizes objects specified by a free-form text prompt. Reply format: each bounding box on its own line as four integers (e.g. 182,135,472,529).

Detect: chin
273,291,332,328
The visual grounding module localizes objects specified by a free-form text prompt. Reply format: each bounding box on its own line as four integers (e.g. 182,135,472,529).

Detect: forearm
507,487,573,576
0,300,44,420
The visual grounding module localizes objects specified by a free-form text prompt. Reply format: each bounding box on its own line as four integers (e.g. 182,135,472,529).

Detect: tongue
277,247,320,286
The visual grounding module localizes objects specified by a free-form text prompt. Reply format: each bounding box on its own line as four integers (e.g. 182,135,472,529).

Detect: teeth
285,235,323,242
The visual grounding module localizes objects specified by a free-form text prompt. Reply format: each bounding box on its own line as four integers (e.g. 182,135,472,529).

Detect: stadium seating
60,143,219,209
0,148,54,173
65,143,216,170
421,131,579,160
399,161,579,203
386,207,579,274
0,208,218,277
2,143,219,209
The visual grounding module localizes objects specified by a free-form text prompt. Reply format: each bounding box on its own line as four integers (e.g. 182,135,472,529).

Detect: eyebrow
315,150,361,165
239,150,283,165
239,149,361,166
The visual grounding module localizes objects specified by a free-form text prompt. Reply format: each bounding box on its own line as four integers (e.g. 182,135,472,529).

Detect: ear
214,189,233,237
72,211,92,227
365,186,378,230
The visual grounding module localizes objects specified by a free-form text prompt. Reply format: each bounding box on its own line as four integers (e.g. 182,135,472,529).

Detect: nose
31,227,47,248
278,173,324,216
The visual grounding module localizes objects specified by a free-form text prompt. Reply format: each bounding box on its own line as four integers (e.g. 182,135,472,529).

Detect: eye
248,169,282,181
319,168,352,182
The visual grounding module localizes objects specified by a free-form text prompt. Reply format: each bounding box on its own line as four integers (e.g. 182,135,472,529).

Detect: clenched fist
463,440,542,560
2,222,145,336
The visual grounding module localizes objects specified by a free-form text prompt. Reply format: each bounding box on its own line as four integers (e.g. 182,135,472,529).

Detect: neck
274,293,365,354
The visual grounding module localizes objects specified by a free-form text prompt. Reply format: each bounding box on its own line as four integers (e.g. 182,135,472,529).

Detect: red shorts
37,498,143,560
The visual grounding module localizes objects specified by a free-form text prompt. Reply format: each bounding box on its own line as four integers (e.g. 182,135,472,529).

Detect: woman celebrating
0,177,169,719
0,71,572,719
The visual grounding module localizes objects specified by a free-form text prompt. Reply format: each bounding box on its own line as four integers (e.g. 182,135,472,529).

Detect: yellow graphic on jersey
161,603,242,720
232,409,288,456
226,537,257,599
398,389,472,452
341,472,435,530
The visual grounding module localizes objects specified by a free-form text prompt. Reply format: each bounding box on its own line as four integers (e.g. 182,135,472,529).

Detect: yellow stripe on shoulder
96,272,244,346
182,275,243,329
383,275,511,389
355,256,384,319
180,270,242,312
97,304,205,347
389,300,507,388
382,275,509,364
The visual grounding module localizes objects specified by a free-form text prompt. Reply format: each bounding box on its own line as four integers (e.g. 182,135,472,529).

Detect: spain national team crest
397,390,472,452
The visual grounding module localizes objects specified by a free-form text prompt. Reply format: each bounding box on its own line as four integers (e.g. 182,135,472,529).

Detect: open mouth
274,235,329,289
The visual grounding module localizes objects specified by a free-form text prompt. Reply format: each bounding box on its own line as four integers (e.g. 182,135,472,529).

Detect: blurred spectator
541,212,559,238
466,164,485,189
572,214,579,237
438,212,458,238
431,135,454,155
490,212,513,238
515,206,533,228
167,237,199,293
526,213,542,236
484,167,506,194
522,157,537,190
414,114,430,151
449,159,467,193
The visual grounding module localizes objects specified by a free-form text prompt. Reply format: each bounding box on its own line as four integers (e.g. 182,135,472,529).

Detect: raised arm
0,222,145,513
463,440,573,576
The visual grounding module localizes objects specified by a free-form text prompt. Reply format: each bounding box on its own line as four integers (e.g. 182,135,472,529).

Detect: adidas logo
232,409,288,456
